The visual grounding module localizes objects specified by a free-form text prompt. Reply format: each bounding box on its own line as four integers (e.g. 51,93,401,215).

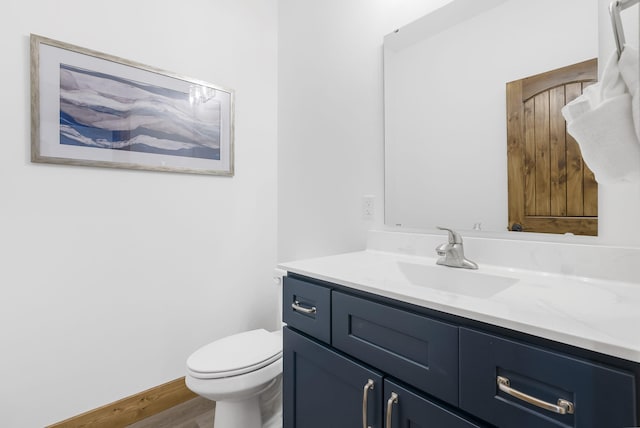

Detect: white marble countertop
279,250,640,363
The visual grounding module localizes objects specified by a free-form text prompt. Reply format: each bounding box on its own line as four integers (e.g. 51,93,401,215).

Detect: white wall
0,1,278,426
278,0,452,262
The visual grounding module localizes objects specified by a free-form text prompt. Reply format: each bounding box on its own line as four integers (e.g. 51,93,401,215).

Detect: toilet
186,270,285,428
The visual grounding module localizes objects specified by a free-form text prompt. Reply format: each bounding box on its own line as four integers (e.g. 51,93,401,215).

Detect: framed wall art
30,34,234,176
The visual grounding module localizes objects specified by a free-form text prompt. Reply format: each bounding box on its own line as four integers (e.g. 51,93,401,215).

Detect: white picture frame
30,34,234,176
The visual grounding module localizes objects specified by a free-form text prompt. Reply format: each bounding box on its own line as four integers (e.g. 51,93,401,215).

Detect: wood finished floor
126,397,215,428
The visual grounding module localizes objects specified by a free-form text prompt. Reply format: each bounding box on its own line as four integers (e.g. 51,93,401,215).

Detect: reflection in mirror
506,59,598,236
384,0,598,233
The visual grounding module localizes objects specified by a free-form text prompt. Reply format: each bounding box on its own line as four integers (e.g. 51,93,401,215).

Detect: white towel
562,47,640,184
619,45,639,142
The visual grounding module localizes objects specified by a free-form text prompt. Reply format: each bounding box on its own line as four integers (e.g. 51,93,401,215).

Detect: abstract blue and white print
59,64,221,161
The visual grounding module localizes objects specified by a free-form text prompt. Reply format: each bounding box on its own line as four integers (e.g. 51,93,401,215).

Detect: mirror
384,0,598,233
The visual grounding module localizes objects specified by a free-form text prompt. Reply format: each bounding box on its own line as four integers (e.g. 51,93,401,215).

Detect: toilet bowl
186,328,283,428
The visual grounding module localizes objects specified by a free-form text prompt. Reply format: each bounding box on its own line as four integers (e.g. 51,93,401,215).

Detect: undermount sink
397,261,518,298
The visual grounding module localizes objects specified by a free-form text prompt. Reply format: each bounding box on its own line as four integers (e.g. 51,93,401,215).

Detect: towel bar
610,0,639,59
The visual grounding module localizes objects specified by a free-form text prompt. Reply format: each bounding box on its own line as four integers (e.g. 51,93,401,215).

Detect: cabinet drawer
283,276,331,343
332,291,459,406
460,328,637,428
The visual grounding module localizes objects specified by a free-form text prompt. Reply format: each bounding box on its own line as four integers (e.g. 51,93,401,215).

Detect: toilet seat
187,329,282,379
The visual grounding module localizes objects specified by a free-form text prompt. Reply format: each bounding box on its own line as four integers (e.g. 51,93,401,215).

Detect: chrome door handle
385,392,398,428
291,300,316,315
497,376,575,415
362,379,374,428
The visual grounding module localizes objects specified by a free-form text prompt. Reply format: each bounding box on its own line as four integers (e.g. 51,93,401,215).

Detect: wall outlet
362,195,375,220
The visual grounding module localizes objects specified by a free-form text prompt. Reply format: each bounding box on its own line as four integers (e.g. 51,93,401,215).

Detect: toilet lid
187,329,282,379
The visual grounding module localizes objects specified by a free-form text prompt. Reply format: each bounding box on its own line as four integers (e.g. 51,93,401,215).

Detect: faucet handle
436,226,463,244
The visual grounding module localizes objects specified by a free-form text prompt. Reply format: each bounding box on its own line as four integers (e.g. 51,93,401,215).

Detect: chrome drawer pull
497,376,575,415
362,379,374,428
385,392,398,428
291,300,317,315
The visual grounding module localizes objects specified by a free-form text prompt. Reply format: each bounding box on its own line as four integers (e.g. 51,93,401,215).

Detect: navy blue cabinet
283,327,486,428
283,274,638,428
283,327,384,428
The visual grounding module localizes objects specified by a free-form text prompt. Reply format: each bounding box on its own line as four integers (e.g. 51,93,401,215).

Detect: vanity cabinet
283,328,483,428
282,274,639,428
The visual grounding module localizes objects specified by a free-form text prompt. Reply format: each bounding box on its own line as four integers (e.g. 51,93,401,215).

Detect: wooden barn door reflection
507,58,598,236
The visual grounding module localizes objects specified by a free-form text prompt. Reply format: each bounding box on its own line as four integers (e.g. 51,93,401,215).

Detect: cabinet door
283,327,383,428
383,379,484,428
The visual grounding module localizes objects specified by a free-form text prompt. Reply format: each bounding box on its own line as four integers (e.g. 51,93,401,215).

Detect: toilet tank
273,268,287,329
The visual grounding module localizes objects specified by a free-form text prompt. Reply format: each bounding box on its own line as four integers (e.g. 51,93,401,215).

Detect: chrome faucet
435,226,478,269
